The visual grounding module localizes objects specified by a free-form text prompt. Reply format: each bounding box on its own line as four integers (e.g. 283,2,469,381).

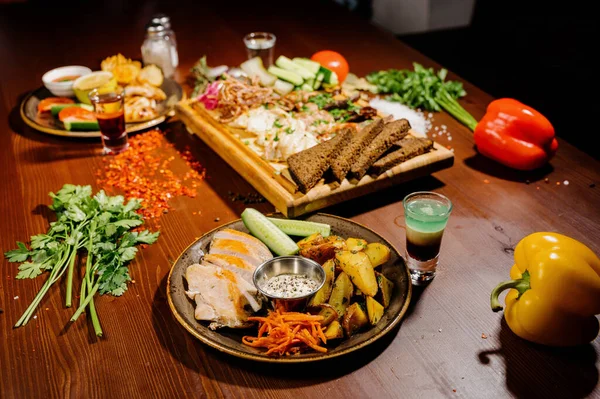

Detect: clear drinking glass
403,191,453,285
89,87,128,155
243,32,276,67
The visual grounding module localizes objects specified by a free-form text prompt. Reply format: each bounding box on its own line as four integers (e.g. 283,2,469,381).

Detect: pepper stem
490,270,531,312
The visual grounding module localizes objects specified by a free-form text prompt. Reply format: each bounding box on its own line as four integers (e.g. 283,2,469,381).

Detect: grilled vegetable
308,259,336,306
324,320,344,340
328,272,353,317
307,303,338,327
336,251,378,296
342,302,368,336
364,243,391,268
375,271,394,308
366,296,384,325
346,237,367,252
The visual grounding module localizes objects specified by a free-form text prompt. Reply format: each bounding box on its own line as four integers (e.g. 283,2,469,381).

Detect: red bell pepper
474,99,558,170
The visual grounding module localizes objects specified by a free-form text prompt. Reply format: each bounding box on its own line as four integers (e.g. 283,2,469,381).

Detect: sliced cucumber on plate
267,217,331,237
241,208,299,256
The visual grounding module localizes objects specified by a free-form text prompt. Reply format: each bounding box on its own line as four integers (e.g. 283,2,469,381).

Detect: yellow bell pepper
490,232,600,346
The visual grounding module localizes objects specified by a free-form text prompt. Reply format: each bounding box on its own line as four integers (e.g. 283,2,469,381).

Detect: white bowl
42,66,92,97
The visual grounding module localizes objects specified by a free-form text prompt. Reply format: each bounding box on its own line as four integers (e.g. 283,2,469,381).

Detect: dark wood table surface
1,1,599,398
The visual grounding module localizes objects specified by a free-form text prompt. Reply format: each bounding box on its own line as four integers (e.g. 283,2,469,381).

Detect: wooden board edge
176,102,297,216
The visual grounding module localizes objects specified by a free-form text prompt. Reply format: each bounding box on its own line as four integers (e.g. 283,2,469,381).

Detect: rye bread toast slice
369,136,434,176
287,127,353,193
349,119,411,180
330,118,385,182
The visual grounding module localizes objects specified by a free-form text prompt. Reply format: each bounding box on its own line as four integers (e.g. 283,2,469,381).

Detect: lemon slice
137,64,164,87
72,72,117,104
74,72,114,90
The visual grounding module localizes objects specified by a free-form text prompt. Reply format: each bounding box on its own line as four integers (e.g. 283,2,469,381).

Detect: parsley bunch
5,184,159,336
367,63,478,131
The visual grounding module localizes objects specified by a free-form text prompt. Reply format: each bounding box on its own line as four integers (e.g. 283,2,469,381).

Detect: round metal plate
20,78,184,138
167,213,412,363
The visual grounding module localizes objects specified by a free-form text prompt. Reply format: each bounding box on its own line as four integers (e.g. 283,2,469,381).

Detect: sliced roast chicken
185,228,272,330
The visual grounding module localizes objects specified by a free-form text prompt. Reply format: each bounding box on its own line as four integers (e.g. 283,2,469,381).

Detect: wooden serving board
176,99,454,217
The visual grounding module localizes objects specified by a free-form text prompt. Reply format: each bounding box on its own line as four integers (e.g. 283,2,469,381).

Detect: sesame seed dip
263,274,319,298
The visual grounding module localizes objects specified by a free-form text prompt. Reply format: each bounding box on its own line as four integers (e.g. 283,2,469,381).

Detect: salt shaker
151,13,179,68
141,22,175,78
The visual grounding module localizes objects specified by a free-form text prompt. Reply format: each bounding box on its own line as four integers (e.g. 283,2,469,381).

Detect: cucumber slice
301,83,314,92
319,66,339,85
241,208,299,256
51,103,93,117
273,79,294,96
313,72,325,90
275,56,315,80
267,218,331,237
293,58,322,75
268,66,304,86
240,57,277,87
63,119,100,131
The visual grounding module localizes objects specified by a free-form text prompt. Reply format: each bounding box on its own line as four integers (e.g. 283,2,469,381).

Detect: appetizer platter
21,54,184,138
167,210,411,363
176,53,454,217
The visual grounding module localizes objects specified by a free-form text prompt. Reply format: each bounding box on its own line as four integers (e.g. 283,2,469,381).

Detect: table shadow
151,272,409,389
463,153,554,183
478,318,598,398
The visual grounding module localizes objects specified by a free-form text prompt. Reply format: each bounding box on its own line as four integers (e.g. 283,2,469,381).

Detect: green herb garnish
366,62,477,130
285,127,295,134
4,184,159,336
308,93,333,109
273,119,283,128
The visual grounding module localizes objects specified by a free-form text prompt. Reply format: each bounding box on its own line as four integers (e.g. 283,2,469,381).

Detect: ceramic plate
20,78,184,138
167,213,412,363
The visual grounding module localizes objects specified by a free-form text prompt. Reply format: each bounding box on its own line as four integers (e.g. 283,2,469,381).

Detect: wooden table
1,1,599,398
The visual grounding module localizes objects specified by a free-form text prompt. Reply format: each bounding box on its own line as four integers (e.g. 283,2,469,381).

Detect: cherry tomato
310,51,349,83
58,106,96,122
37,97,74,113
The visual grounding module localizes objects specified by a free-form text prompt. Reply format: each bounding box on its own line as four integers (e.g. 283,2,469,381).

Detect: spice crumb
483,179,490,184
563,180,569,186
214,217,221,222
525,180,530,185
45,308,49,311
556,182,561,186
544,178,550,183
131,280,136,284
590,183,596,188
14,296,19,300
453,389,457,393
536,186,540,190
438,328,442,332
481,333,488,339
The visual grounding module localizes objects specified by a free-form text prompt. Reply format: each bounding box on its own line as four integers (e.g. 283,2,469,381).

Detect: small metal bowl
253,256,326,311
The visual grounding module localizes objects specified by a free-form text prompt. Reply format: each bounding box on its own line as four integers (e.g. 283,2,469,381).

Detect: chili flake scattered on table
96,129,206,220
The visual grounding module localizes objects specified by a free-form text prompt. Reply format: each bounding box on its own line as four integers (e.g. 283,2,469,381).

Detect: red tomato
311,50,349,83
58,107,96,122
37,97,74,113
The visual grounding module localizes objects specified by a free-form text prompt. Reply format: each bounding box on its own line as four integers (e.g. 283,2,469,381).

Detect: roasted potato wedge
335,251,378,297
297,233,324,249
366,296,385,325
342,303,369,336
328,272,353,317
324,320,344,340
374,271,394,308
307,303,338,327
364,243,391,268
300,242,338,265
346,237,368,252
308,259,336,306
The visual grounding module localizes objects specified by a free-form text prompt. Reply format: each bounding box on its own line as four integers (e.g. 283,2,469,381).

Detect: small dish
42,66,92,97
253,255,326,311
